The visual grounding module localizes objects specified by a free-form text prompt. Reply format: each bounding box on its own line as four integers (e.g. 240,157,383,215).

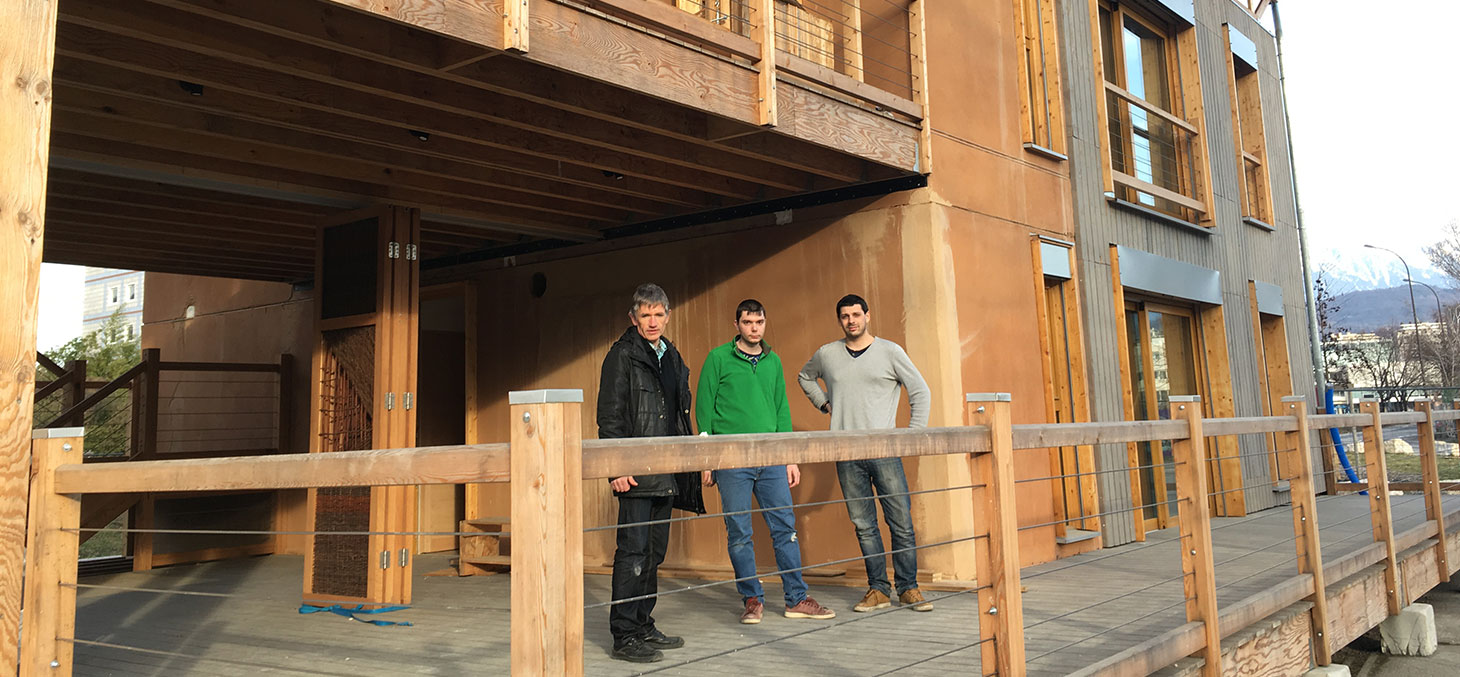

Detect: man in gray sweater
797,294,934,613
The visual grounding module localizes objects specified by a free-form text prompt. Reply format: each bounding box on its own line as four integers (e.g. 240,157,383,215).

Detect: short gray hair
630,283,670,315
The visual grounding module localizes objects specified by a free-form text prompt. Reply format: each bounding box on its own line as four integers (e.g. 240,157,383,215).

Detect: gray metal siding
1055,0,1315,546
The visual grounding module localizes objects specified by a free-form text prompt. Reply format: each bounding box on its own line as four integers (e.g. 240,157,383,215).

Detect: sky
32,1,1460,349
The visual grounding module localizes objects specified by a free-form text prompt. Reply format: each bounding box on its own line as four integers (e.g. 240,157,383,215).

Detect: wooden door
304,206,420,606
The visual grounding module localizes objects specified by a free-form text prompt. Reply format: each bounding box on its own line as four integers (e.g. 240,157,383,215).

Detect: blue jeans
713,466,808,607
837,458,919,595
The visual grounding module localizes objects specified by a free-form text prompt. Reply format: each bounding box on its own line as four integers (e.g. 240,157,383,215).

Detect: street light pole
1364,244,1422,335
1407,277,1452,386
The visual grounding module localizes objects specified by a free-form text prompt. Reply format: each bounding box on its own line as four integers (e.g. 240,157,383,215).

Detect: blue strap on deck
299,603,414,627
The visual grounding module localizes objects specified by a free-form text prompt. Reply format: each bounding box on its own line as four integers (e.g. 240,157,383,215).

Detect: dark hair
836,294,868,315
735,299,765,321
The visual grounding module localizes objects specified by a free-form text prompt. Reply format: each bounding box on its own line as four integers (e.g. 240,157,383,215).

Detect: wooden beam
908,0,931,172
1280,396,1331,665
1111,170,1207,215
19,431,82,677
752,0,778,126
1,2,59,670
1200,304,1244,516
1170,396,1221,675
1358,401,1404,615
509,392,583,676
503,0,528,53
1108,244,1145,541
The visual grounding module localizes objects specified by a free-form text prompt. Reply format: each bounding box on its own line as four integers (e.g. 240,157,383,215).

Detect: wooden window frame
1247,281,1294,487
1015,0,1067,158
1089,0,1214,225
1224,26,1275,228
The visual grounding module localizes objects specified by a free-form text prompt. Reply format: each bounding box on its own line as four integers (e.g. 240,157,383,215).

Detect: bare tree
1424,219,1460,283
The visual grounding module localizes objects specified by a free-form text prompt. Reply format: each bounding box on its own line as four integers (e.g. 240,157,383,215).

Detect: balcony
1104,82,1207,224
43,0,928,282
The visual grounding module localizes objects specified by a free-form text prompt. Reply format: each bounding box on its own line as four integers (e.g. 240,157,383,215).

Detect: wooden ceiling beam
45,208,312,248
152,0,871,185
60,0,816,194
52,59,714,211
46,218,315,265
47,167,336,216
42,248,302,282
46,182,318,228
43,234,311,277
49,132,607,242
54,85,663,220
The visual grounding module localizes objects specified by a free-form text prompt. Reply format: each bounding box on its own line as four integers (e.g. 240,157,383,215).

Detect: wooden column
1280,395,1331,665
510,389,583,677
20,429,82,677
842,0,863,81
966,394,1026,677
1170,396,1221,675
751,0,777,126
504,0,529,52
138,348,161,461
1358,401,1403,615
1415,401,1450,588
1,2,61,672
62,359,86,427
909,0,931,172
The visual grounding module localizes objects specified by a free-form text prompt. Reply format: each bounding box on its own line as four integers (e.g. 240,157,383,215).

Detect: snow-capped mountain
1313,247,1451,296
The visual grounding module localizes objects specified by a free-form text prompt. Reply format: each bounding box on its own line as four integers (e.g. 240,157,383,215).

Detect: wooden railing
12,391,1460,675
1104,82,1206,222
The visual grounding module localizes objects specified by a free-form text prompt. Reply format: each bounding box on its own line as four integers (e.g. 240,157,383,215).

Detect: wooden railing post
1358,401,1403,614
20,429,83,677
1169,396,1221,675
509,389,583,677
1280,395,1331,664
504,0,529,52
1415,401,1450,589
751,0,778,126
139,348,161,460
909,0,931,172
277,353,294,453
62,359,86,427
965,394,1025,677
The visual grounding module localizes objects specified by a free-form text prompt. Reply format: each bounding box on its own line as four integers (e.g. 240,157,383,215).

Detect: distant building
82,268,144,342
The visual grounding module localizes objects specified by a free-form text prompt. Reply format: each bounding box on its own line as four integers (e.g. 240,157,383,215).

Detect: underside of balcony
44,0,927,281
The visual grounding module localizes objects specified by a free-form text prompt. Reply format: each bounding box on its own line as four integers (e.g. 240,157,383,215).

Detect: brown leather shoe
853,588,891,612
899,588,934,611
740,598,764,624
784,596,836,619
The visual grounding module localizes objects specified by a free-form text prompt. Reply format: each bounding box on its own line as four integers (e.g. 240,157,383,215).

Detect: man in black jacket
598,283,704,663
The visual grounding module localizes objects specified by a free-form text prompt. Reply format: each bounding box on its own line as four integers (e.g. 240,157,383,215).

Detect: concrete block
1380,603,1438,657
1302,665,1350,677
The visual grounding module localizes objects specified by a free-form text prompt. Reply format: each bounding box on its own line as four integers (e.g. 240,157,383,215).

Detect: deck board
69,494,1455,675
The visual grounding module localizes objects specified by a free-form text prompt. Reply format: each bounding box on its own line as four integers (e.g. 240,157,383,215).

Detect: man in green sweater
697,299,835,625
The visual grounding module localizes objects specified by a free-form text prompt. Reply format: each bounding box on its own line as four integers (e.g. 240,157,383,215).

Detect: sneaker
642,628,684,650
740,598,764,624
784,596,836,619
611,636,663,663
853,588,891,612
899,588,934,612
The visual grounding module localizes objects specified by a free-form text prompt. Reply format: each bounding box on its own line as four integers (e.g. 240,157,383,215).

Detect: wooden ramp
70,495,1460,676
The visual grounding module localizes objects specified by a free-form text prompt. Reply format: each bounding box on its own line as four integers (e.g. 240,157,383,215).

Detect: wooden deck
71,494,1458,676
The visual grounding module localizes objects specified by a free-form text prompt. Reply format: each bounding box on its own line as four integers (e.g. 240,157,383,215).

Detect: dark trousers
609,495,673,645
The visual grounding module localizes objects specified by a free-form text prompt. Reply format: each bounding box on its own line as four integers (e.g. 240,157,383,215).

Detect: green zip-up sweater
695,339,792,435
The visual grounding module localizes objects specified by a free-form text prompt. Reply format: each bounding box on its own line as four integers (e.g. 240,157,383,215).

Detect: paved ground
66,494,1457,676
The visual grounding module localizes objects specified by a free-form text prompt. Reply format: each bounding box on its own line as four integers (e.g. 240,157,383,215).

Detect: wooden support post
139,348,161,460
751,0,778,126
2,1,60,671
842,0,863,81
277,353,293,453
20,429,82,677
1280,396,1331,665
909,0,931,172
62,359,86,427
966,394,1026,677
504,0,529,52
1358,401,1403,615
1170,396,1221,675
510,389,583,677
132,495,155,572
1415,401,1450,590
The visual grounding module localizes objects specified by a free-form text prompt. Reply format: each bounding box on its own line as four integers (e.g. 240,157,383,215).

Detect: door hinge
400,548,410,568
405,243,418,261
380,550,391,569
388,241,401,259
385,392,395,411
403,392,414,410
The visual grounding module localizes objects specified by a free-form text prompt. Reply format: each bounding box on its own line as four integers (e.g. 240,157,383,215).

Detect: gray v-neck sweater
797,337,930,431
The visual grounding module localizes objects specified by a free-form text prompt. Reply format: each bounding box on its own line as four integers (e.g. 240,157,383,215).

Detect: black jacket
596,327,705,513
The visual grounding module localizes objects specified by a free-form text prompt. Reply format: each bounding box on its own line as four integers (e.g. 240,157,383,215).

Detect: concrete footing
1302,665,1351,677
1379,603,1438,657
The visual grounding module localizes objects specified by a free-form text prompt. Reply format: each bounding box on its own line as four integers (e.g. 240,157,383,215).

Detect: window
1096,1,1212,224
1225,25,1273,226
125,323,135,341
126,281,138,302
1016,0,1066,156
108,285,120,305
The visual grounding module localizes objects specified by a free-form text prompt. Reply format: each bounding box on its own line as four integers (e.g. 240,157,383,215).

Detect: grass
79,513,127,560
1341,452,1460,483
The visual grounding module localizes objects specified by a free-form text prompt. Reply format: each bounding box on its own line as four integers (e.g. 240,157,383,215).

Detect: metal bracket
403,392,414,410
388,241,401,259
380,550,391,569
400,548,410,568
385,392,395,411
405,244,418,261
